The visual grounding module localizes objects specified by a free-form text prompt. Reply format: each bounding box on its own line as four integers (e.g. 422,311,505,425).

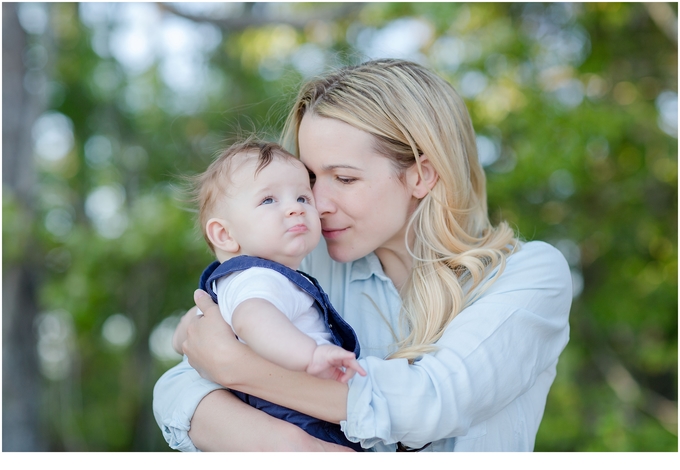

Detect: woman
153,58,572,452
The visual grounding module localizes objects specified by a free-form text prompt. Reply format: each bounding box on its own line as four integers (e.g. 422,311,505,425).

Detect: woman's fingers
183,290,241,382
172,306,197,354
194,289,221,317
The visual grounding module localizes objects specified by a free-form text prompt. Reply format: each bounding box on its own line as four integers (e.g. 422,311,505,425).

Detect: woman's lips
321,227,347,239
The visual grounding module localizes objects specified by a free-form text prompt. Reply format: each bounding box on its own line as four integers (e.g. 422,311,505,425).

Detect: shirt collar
349,251,393,284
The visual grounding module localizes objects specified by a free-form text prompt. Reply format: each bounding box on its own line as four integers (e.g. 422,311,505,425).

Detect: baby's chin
287,239,321,261
269,247,319,270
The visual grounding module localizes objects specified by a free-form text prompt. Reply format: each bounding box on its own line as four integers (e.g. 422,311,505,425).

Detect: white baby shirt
213,267,332,347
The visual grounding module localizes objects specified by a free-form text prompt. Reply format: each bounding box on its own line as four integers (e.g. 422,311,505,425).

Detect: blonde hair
191,138,298,253
281,59,519,362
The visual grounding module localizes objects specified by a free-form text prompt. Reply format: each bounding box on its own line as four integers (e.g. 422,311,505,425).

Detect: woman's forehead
298,114,377,167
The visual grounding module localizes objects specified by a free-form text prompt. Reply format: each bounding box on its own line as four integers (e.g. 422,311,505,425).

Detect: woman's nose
312,182,335,215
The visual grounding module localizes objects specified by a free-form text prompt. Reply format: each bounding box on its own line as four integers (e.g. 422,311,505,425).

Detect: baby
191,138,365,451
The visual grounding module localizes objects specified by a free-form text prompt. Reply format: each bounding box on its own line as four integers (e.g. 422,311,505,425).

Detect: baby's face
218,156,321,269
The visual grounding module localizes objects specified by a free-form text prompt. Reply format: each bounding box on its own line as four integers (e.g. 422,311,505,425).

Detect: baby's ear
206,218,240,253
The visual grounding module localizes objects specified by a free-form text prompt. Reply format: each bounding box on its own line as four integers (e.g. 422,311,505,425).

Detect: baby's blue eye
297,196,308,204
261,197,274,205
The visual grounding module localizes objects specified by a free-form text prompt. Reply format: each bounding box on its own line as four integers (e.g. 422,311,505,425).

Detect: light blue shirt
152,240,571,452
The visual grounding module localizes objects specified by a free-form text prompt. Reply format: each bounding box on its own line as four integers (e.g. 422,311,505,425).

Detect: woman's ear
409,155,439,199
206,218,240,253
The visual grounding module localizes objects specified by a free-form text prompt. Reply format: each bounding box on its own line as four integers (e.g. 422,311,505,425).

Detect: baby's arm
307,344,366,383
231,298,365,382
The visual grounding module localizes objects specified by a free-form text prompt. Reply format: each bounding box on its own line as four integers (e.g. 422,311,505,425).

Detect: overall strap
198,260,222,302
197,256,360,357
200,256,326,305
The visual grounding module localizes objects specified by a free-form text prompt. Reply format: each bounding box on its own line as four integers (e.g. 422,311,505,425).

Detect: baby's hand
306,344,367,383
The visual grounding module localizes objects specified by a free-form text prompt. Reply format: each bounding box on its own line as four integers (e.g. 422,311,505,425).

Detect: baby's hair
191,136,298,253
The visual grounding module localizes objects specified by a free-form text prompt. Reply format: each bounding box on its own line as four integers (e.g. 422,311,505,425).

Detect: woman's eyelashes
305,168,355,186
336,176,356,184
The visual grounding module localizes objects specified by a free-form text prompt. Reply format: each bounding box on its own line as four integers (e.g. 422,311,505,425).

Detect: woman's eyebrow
322,164,362,171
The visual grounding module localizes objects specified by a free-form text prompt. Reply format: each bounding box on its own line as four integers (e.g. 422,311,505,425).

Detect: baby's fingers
338,369,356,384
345,358,366,377
336,358,366,383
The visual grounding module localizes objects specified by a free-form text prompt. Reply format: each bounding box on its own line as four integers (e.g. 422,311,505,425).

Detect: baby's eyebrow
252,185,274,197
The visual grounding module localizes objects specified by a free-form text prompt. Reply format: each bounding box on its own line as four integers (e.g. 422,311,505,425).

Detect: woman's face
298,113,416,263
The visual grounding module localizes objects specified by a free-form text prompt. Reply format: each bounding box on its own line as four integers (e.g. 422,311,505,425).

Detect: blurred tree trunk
2,2,47,451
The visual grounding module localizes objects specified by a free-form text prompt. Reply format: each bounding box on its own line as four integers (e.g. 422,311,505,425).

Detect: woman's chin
327,245,362,264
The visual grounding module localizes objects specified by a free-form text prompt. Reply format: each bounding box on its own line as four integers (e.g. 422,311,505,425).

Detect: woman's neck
374,219,417,292
374,247,412,291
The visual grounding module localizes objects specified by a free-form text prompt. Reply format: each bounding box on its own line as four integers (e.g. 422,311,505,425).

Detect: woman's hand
183,294,355,452
182,289,249,385
171,306,196,355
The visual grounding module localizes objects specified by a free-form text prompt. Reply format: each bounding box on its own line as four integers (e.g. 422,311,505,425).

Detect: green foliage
11,2,676,451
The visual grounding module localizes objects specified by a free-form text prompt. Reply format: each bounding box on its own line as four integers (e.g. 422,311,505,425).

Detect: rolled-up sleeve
341,242,572,448
152,356,225,452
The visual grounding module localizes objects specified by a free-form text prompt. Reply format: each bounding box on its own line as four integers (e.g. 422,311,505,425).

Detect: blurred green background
2,2,677,452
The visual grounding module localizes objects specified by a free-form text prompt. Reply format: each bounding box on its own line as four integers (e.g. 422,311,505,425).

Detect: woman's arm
343,241,573,448
157,298,353,451
189,389,353,451
185,243,571,449
185,289,349,424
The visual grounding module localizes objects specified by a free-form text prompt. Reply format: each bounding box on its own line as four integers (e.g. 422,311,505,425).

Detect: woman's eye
261,197,274,205
337,177,356,184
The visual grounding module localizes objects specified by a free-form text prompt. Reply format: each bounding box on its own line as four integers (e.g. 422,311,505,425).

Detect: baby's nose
287,201,305,216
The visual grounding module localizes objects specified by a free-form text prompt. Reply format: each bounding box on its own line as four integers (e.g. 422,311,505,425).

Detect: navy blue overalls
199,255,364,452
